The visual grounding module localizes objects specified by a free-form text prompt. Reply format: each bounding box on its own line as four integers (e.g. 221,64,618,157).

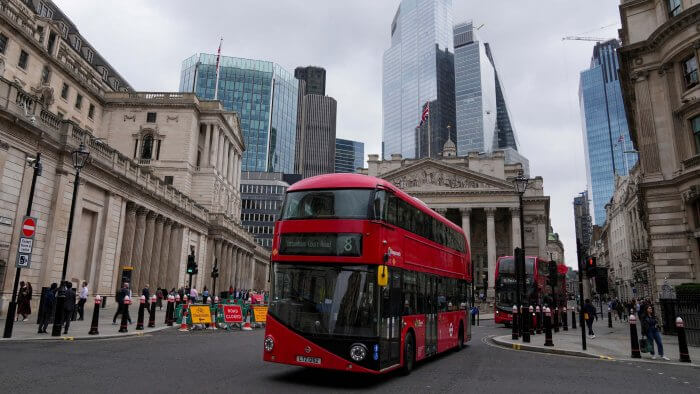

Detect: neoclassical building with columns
362,148,552,299
0,0,267,314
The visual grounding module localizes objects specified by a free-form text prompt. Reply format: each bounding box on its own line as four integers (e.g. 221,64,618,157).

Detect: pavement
2,319,700,393
0,301,171,341
491,314,700,368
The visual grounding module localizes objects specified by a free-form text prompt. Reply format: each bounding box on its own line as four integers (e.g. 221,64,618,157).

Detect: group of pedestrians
35,280,89,334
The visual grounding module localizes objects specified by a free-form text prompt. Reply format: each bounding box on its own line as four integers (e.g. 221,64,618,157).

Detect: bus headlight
264,335,275,352
349,343,367,362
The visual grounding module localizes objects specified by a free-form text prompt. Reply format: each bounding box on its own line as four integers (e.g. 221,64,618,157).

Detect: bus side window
373,190,386,220
386,193,397,225
417,272,426,315
437,278,447,312
403,271,417,315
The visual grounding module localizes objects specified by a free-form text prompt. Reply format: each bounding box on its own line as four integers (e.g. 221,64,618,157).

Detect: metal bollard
535,306,542,334
512,305,519,340
148,295,157,328
119,296,131,333
166,295,174,326
608,310,613,328
629,314,641,358
544,307,554,346
676,317,691,363
175,293,180,308
571,307,577,329
562,307,568,331
553,307,559,333
522,306,530,343
88,295,101,335
136,295,146,330
529,306,535,336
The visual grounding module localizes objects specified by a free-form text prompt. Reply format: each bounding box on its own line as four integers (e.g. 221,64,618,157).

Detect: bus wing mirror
378,265,389,287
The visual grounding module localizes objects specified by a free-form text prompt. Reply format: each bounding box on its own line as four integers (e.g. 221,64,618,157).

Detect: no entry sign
21,217,36,237
223,305,243,323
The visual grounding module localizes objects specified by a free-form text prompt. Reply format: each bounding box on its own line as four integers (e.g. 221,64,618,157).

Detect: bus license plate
296,355,321,365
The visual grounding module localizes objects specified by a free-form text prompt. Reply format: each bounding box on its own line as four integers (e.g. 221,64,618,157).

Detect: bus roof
287,173,463,234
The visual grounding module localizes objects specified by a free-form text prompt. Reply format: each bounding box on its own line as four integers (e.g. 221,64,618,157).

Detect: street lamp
512,170,528,330
51,142,90,336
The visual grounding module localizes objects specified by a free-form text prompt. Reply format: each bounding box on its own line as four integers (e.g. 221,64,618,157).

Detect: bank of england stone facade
0,0,267,313
362,149,552,299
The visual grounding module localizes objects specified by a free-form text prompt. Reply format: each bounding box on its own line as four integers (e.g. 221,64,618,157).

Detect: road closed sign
223,305,243,323
189,305,212,324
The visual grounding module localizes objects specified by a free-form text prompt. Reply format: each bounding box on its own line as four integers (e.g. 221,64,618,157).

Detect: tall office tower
453,21,527,171
293,66,337,178
335,138,365,173
179,54,298,173
573,191,593,258
382,0,455,160
294,66,326,95
296,94,337,178
579,39,636,225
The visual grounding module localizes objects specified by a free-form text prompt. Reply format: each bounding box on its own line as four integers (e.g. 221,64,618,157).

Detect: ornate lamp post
512,170,529,330
51,142,90,336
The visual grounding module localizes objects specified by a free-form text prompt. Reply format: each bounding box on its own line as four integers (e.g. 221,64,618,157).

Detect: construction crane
562,36,613,43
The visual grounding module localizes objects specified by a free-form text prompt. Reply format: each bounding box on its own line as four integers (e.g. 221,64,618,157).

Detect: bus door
380,269,402,367
425,275,438,356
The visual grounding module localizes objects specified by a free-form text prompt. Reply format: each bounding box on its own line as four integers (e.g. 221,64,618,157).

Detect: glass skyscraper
579,40,637,225
382,0,455,160
453,22,523,164
179,54,298,173
335,138,364,173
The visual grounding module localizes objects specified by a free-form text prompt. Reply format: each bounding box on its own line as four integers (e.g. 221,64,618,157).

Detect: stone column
235,249,243,288
210,124,219,168
537,215,547,258
130,207,148,291
228,147,235,184
204,237,214,289
228,244,235,288
148,215,165,287
485,207,497,299
248,253,254,290
139,211,157,289
214,240,223,289
217,133,225,173
203,123,211,167
119,202,137,268
221,242,230,289
510,207,521,251
460,208,471,250
166,224,183,288
230,247,238,289
157,219,173,288
222,139,229,180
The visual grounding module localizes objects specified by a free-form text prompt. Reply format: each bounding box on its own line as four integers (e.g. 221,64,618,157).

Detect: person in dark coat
62,282,76,334
38,283,58,333
582,299,597,339
641,305,669,360
113,283,131,324
17,281,31,321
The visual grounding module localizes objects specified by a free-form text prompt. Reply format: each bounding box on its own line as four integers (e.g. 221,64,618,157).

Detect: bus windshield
281,189,372,220
269,264,377,337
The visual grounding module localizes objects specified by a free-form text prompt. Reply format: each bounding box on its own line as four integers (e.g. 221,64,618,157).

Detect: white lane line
670,377,677,380
658,372,663,375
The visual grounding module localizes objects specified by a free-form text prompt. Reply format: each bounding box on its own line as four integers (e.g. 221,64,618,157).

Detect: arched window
141,134,154,159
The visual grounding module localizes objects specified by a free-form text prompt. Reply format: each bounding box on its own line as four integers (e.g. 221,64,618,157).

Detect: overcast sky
54,0,623,268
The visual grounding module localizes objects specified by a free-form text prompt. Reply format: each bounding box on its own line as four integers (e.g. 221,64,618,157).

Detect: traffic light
586,256,597,278
548,260,558,287
186,254,198,275
211,266,219,279
595,267,609,294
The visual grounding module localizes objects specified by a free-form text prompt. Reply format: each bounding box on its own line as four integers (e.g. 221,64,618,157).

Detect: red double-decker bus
493,256,547,325
493,256,568,325
263,174,472,374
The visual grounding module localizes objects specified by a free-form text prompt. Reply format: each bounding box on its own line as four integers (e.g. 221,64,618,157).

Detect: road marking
670,377,677,380
658,372,663,375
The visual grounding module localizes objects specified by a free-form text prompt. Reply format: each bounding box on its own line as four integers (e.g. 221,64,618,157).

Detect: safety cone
179,304,189,332
242,310,253,331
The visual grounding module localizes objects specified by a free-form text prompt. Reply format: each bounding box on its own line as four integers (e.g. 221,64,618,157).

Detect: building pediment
381,159,515,192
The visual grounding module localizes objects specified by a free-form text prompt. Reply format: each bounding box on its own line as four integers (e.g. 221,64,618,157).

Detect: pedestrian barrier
88,295,101,335
512,305,519,340
562,307,568,331
522,306,530,343
629,314,641,358
119,295,131,333
179,303,190,332
136,295,146,330
553,307,559,333
165,295,174,326
535,306,542,334
544,307,553,347
571,307,576,330
529,306,535,336
148,295,157,328
676,317,691,363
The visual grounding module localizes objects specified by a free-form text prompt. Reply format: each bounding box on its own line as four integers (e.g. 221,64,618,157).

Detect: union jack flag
419,102,430,126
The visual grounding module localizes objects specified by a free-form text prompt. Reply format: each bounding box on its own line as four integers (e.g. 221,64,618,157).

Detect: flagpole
622,136,629,175
427,103,432,158
214,37,222,100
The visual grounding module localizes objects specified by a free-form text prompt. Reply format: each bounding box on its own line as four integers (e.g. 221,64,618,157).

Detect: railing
104,91,197,102
139,159,152,165
40,109,61,130
683,154,700,170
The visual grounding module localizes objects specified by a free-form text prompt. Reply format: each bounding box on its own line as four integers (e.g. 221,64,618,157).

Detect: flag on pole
214,37,223,100
419,102,430,126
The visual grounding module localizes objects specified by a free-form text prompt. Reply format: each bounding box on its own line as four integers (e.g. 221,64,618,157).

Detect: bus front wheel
402,332,415,375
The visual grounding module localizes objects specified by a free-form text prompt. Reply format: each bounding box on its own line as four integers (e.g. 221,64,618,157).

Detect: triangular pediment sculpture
382,159,513,192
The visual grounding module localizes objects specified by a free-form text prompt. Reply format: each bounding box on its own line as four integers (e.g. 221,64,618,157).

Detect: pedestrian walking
202,287,209,304
16,281,31,321
190,287,198,303
113,283,132,324
62,282,76,334
78,281,88,320
641,305,669,360
38,283,57,334
157,288,164,310
582,298,597,339
142,284,150,308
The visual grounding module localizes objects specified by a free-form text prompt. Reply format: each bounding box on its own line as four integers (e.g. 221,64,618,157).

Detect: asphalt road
1,321,698,393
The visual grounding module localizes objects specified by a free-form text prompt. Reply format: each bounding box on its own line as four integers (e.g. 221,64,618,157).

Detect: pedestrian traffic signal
186,254,197,275
211,266,219,278
586,256,597,278
548,260,558,287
